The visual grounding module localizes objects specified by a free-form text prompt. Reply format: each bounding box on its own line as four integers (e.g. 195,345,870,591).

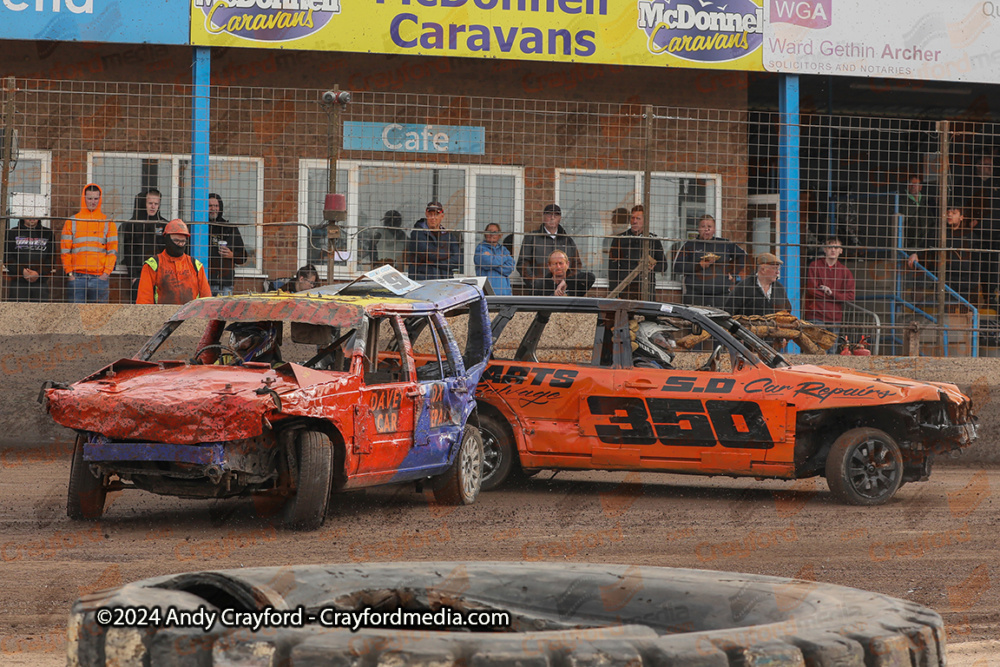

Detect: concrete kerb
0,304,997,463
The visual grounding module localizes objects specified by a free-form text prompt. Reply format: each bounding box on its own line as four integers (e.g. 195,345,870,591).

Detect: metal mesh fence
0,77,995,356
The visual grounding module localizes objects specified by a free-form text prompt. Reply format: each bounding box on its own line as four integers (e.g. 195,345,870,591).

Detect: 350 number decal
586,397,773,448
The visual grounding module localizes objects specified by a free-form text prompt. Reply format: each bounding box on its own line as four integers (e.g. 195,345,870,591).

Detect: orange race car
475,297,977,505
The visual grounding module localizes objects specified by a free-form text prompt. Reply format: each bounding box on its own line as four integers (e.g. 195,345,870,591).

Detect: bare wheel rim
480,428,502,480
460,431,482,498
846,438,900,500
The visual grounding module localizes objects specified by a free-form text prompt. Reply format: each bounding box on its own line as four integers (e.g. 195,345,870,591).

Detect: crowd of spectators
5,171,991,342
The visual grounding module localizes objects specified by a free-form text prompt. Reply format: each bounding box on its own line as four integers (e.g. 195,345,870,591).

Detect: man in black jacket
4,204,56,302
724,253,792,317
207,193,248,295
673,214,747,309
608,205,666,300
121,189,168,302
531,250,592,297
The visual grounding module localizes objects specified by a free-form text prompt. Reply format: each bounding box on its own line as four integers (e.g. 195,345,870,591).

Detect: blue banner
0,0,188,45
344,122,485,156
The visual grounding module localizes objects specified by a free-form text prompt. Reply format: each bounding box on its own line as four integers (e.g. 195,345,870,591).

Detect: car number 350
586,397,774,448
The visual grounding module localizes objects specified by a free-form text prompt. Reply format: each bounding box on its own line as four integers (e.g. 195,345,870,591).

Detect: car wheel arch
795,406,917,477
474,396,528,452
276,419,348,491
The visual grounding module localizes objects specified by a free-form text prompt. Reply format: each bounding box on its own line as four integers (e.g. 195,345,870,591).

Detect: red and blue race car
44,279,491,529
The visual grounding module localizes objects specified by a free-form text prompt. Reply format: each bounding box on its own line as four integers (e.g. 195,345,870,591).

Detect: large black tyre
68,562,946,667
282,431,333,530
825,427,904,506
67,435,106,521
433,424,483,505
479,413,516,491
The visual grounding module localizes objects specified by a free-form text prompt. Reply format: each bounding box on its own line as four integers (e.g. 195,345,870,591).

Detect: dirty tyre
283,431,333,530
826,427,903,506
67,435,106,521
479,413,515,491
67,562,946,666
434,425,483,505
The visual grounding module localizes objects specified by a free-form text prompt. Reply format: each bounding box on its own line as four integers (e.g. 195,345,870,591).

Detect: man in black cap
407,200,461,280
517,203,593,294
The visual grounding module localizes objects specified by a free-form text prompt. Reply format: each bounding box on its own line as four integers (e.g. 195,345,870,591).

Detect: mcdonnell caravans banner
189,0,765,70
763,0,1000,83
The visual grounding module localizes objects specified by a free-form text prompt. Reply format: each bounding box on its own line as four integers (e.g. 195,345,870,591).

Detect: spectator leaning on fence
673,214,747,309
909,206,981,306
608,204,667,300
532,250,591,297
61,183,117,304
474,223,514,295
900,176,936,268
804,237,856,350
4,197,55,302
136,219,211,305
517,204,594,294
122,189,168,303
724,252,791,317
408,200,461,280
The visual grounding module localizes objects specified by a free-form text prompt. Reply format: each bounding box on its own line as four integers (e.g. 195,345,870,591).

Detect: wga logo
769,0,831,29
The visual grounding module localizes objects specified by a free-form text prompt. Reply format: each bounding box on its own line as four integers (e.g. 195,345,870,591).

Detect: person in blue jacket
407,200,461,280
474,223,514,295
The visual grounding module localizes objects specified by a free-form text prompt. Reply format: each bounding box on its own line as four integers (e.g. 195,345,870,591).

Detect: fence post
0,76,16,303
936,120,949,353
190,49,211,272
324,85,346,283
640,104,653,301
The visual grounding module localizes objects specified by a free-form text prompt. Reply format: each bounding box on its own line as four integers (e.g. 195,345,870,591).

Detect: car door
353,315,419,481
403,313,470,474
614,325,785,474
483,310,614,461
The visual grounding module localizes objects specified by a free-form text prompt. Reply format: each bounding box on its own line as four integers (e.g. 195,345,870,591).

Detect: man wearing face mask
136,219,212,304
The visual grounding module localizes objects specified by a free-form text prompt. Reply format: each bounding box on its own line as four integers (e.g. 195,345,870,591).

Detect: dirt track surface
1,455,999,666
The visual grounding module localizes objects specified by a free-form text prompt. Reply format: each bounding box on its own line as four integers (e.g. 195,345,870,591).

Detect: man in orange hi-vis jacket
136,219,212,305
61,183,117,303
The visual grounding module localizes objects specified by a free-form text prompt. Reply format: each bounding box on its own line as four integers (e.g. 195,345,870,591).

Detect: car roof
486,295,729,319
171,281,484,326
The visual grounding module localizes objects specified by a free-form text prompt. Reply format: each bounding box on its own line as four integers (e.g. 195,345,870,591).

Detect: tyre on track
68,561,946,667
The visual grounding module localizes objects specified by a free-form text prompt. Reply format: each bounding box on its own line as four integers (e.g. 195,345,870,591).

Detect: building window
298,160,523,280
6,150,52,228
555,169,721,286
90,153,264,276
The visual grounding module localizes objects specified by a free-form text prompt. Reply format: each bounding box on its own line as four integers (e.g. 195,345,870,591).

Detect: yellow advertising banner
190,0,764,71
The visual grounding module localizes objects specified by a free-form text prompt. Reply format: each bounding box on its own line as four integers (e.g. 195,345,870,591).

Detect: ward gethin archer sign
189,0,764,71
763,0,1000,84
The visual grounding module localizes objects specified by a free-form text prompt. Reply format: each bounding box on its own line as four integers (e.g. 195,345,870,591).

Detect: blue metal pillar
778,74,801,322
190,47,211,269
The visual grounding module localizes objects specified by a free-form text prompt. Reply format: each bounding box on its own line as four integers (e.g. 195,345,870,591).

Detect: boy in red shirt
804,237,856,353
